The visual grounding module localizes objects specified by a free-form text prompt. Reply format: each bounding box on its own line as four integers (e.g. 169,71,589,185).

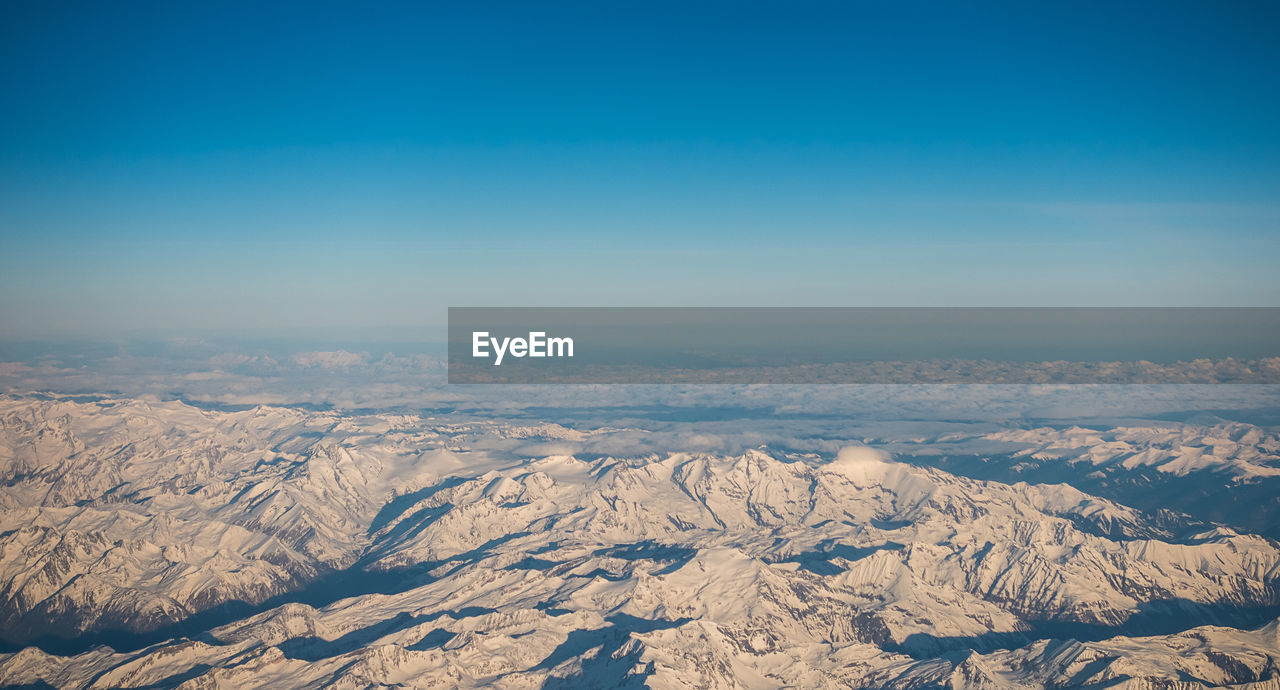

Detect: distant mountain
882,421,1280,539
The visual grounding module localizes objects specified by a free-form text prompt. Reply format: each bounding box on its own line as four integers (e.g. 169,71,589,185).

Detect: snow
0,394,1277,688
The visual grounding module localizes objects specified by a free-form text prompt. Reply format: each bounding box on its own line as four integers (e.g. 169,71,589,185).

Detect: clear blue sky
2,1,1278,336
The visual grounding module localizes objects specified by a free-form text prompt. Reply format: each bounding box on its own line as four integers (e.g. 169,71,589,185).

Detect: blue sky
2,1,1278,336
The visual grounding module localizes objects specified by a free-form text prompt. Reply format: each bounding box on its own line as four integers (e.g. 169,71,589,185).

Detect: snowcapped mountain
0,394,1277,688
985,423,1280,481
872,420,1280,540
